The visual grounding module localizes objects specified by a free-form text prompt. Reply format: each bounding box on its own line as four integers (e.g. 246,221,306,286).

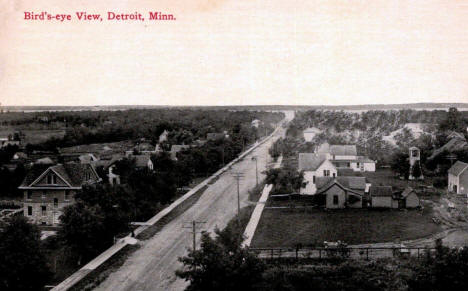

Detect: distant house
316,143,376,172
0,137,20,148
159,130,169,143
370,186,396,208
13,152,28,160
251,119,261,128
94,154,124,185
170,145,191,160
370,186,420,208
429,135,468,161
78,153,99,164
298,153,337,195
447,131,465,140
207,132,227,141
302,127,321,142
397,187,420,208
19,163,101,225
314,177,366,209
132,155,154,171
448,161,468,195
35,157,55,165
107,164,121,185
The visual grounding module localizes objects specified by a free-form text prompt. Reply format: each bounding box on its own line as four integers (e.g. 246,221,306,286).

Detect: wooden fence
250,246,437,260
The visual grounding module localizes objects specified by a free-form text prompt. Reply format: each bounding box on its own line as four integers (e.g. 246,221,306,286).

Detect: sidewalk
52,126,281,291
243,156,282,247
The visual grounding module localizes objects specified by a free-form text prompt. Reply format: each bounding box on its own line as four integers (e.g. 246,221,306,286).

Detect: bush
433,177,447,189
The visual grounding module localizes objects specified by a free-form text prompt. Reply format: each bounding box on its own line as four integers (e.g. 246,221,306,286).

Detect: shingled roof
329,145,357,156
134,155,152,168
298,153,328,171
370,186,393,197
315,176,366,195
448,161,468,176
19,163,100,188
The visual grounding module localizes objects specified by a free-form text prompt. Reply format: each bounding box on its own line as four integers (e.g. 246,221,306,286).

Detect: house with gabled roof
298,153,337,195
303,127,321,142
370,186,396,208
370,186,420,209
19,163,101,225
170,144,191,160
316,143,376,172
448,161,468,195
314,176,366,209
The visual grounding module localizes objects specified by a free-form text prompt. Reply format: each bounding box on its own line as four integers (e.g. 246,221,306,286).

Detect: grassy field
0,129,65,144
251,205,441,248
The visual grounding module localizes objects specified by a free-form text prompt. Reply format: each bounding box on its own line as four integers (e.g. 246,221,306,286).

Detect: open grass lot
251,204,442,248
0,128,65,144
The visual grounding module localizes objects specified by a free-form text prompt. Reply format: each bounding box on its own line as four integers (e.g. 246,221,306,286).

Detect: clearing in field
250,205,441,248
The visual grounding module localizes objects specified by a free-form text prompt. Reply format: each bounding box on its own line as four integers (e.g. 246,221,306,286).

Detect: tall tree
0,216,51,291
176,226,265,291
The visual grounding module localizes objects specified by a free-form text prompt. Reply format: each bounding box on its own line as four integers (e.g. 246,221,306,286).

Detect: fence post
366,248,369,260
417,248,420,258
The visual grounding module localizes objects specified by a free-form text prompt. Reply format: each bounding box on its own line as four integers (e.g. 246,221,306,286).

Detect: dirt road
94,128,285,291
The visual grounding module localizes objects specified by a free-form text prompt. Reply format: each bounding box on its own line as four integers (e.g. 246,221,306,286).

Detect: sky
0,0,467,106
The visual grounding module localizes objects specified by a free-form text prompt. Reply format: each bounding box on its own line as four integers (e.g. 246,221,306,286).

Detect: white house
302,127,321,142
317,143,376,172
448,161,468,195
251,119,261,128
298,153,337,195
108,164,121,185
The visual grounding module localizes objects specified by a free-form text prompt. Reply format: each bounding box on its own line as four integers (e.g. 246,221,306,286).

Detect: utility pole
183,220,206,252
232,172,245,224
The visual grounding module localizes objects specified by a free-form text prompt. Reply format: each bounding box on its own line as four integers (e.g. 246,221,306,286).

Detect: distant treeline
3,102,468,112
0,109,284,150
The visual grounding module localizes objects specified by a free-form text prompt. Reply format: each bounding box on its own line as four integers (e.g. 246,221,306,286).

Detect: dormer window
47,173,57,185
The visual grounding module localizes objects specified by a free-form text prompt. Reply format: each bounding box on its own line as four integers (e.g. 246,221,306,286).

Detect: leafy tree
59,201,117,264
0,216,51,291
265,168,306,194
176,226,265,291
407,239,468,291
391,151,409,179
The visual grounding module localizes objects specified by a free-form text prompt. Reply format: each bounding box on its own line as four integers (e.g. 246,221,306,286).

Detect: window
54,198,58,207
41,206,47,216
27,206,32,216
412,150,418,157
313,176,316,184
324,170,330,177
332,173,336,177
333,195,339,205
47,174,57,184
346,162,350,167
64,190,70,201
27,190,32,200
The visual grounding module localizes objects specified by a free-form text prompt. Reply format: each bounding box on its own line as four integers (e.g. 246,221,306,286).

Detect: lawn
250,205,442,248
0,128,65,144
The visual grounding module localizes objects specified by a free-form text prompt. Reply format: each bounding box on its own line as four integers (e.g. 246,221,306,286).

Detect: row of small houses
310,176,420,209
296,144,420,210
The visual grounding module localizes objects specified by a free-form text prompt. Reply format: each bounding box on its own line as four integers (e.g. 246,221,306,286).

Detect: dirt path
93,128,284,291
